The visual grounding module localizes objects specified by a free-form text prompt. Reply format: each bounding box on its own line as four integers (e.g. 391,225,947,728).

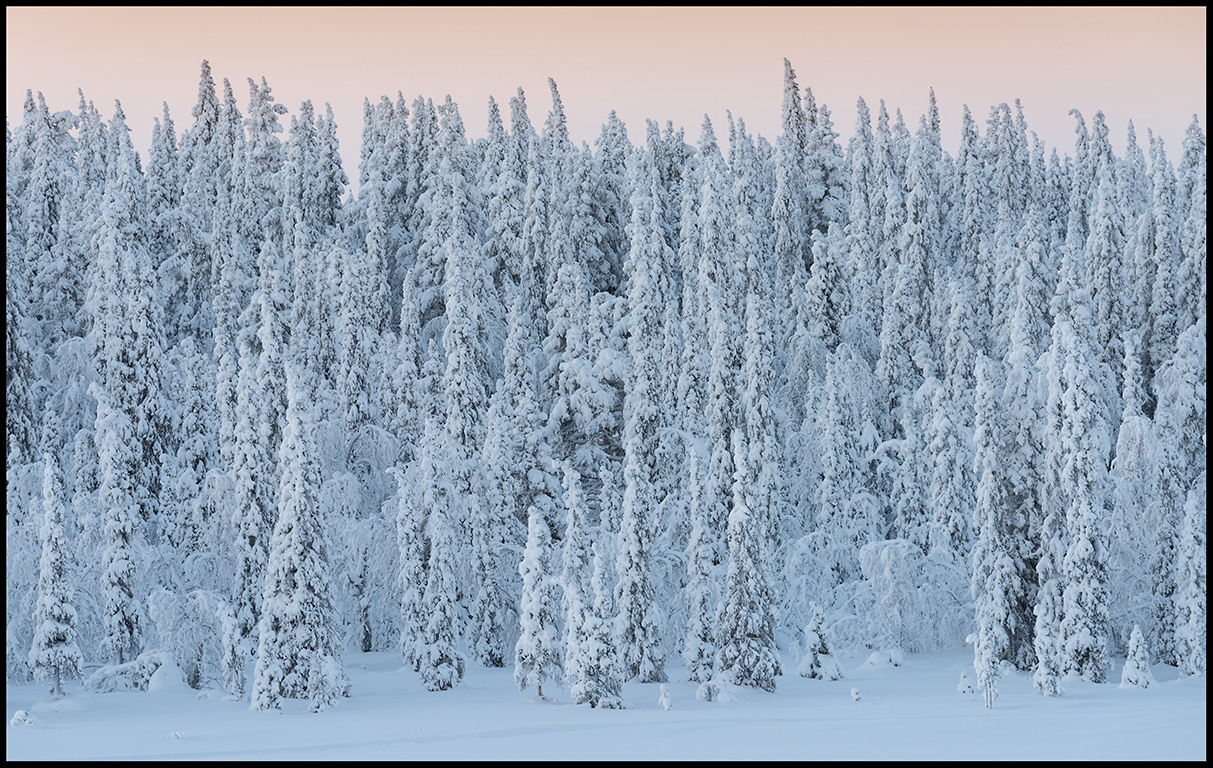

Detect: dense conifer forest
6,59,1205,711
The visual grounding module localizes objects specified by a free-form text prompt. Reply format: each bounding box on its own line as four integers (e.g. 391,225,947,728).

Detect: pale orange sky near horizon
6,6,1206,190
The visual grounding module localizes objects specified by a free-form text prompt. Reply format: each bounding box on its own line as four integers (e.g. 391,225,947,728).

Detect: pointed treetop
193,59,217,119
927,87,940,137
856,95,870,123
698,113,720,162
438,94,467,150
1069,108,1088,140
487,94,501,127
544,77,568,145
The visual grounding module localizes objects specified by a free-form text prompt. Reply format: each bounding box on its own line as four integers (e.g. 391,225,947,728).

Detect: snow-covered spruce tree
407,97,441,319
498,267,563,700
1147,134,1181,394
92,382,142,666
714,428,781,692
482,88,532,315
466,327,521,670
519,131,550,324
1107,331,1156,653
715,166,783,690
393,339,462,691
282,102,323,404
251,362,348,712
1064,109,1093,242
560,461,603,705
686,116,747,682
954,105,994,343
1083,121,1126,391
388,458,426,673
970,355,1020,708
1148,367,1185,664
6,281,36,476
478,237,546,648
95,101,171,544
797,602,842,681
878,116,936,436
87,101,164,666
15,92,60,344
925,276,977,560
648,136,692,608
1033,494,1067,697
436,95,495,640
1175,116,1205,331
391,267,424,465
418,420,467,692
172,60,222,343
677,135,718,685
1168,319,1206,678
592,109,632,295
161,336,219,560
1175,484,1206,678
771,61,811,369
514,462,563,700
846,96,881,339
893,373,935,556
245,76,291,495
1120,122,1154,347
615,149,667,685
29,450,82,697
28,97,90,362
337,183,388,464
226,297,276,697
815,342,882,583
1119,624,1156,689
999,213,1052,669
646,118,694,259
419,487,470,693
1050,223,1113,683
804,226,850,351
579,540,626,708
312,103,347,373
809,95,849,234
147,102,185,346
210,78,248,474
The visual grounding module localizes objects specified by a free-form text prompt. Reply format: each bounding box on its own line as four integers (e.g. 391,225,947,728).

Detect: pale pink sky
6,7,1206,188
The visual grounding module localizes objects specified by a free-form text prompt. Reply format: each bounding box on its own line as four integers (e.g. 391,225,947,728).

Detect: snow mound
85,650,176,692
865,649,904,667
695,680,732,703
10,710,41,727
148,658,187,692
799,652,844,681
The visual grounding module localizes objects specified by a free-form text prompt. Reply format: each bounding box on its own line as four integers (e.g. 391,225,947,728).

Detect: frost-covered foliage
1119,624,1156,689
5,63,1204,715
84,648,177,692
797,603,843,681
29,452,82,696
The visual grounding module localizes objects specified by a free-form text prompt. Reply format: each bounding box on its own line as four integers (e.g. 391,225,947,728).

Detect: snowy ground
7,649,1206,761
